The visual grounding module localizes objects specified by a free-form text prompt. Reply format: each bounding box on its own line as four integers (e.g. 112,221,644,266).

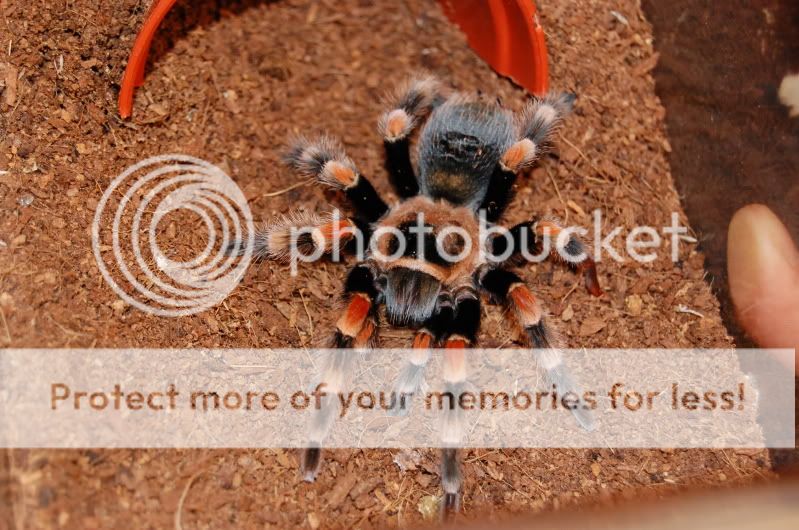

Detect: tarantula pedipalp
252,75,603,516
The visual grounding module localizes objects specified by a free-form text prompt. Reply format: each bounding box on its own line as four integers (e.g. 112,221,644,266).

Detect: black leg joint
527,322,553,349
426,293,455,342
345,177,388,223
479,268,522,299
489,222,539,262
384,139,419,198
479,166,517,222
330,330,354,348
341,218,372,258
451,296,481,343
344,264,379,300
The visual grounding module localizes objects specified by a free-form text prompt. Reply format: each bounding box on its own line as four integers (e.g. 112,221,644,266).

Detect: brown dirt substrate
0,1,774,528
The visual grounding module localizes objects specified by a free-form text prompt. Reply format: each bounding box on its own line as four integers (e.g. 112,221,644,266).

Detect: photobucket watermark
92,155,254,316
92,155,697,312
284,208,696,276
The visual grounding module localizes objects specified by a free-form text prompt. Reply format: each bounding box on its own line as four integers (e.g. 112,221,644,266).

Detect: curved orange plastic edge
118,0,549,118
438,0,549,95
118,0,178,118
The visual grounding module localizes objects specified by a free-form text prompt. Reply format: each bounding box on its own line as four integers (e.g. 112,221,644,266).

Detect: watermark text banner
0,349,793,448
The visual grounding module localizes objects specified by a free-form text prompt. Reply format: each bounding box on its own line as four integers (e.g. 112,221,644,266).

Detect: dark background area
641,0,799,345
641,0,799,469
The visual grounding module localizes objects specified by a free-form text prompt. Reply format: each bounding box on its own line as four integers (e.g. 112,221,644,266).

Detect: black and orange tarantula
254,76,602,515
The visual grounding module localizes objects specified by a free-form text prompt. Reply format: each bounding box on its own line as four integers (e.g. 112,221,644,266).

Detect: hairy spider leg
480,93,575,221
378,76,446,198
285,136,388,222
490,217,603,297
478,267,595,431
248,213,367,262
301,264,380,481
439,285,480,519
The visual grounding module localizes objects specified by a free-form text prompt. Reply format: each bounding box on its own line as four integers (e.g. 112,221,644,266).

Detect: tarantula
252,76,602,516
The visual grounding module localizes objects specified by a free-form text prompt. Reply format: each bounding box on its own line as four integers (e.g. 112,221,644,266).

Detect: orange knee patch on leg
534,220,563,237
322,161,358,188
383,109,411,141
412,331,433,349
445,337,468,349
509,284,542,327
580,259,604,297
410,332,433,365
500,139,536,172
353,318,376,348
319,218,356,250
336,294,371,337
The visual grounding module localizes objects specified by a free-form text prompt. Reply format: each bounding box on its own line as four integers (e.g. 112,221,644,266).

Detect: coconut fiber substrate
0,0,773,528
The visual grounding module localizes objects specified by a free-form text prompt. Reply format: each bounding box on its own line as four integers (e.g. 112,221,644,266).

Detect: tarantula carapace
253,76,603,516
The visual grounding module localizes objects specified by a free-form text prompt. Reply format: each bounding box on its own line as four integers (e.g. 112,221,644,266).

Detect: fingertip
728,204,799,372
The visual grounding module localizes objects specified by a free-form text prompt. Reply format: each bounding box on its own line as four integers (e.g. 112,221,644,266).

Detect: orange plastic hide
118,0,549,118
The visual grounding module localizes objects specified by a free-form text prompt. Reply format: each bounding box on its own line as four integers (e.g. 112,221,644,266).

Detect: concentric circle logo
92,155,254,316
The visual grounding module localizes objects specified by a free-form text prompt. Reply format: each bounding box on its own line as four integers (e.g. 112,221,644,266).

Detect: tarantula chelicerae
253,76,602,515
